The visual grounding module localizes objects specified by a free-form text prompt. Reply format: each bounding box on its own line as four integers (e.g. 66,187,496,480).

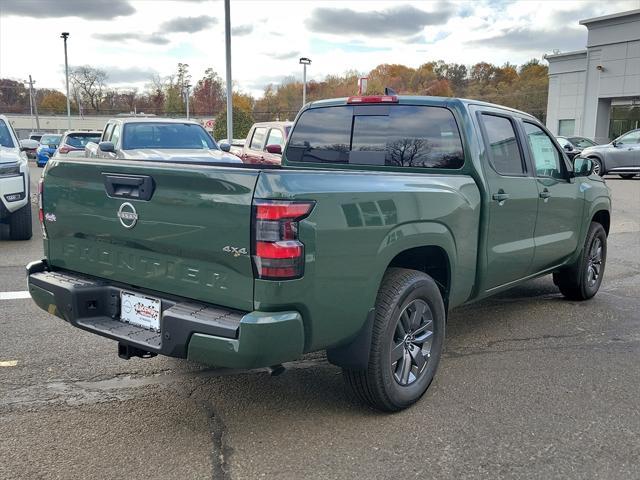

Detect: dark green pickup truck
27,96,611,411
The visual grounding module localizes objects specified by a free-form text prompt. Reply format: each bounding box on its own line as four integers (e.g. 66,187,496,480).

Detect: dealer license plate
120,291,161,331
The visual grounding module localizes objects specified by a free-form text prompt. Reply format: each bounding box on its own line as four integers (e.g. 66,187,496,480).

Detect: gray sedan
579,128,640,178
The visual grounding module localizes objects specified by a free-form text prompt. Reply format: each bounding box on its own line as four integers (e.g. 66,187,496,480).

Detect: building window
558,119,575,136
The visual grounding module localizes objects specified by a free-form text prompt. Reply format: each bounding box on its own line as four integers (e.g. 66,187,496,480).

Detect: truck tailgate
42,159,259,312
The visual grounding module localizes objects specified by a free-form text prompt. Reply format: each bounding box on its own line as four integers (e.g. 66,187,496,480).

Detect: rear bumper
26,261,304,369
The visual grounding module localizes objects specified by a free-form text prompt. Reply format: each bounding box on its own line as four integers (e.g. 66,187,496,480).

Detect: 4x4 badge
117,202,138,229
223,246,248,257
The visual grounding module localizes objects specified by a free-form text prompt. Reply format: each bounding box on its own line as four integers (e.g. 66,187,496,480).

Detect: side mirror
573,157,593,177
98,141,115,153
563,143,573,152
219,142,231,152
265,144,282,155
612,140,619,147
20,139,38,150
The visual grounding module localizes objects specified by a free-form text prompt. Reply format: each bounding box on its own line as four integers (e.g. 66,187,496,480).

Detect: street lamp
60,32,71,130
184,84,191,120
299,57,311,107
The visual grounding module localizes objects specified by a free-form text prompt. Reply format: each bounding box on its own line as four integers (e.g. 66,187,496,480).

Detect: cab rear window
286,105,464,169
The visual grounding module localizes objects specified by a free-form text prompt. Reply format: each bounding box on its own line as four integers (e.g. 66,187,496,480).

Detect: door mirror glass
265,144,282,155
98,141,115,153
219,142,231,152
573,157,593,177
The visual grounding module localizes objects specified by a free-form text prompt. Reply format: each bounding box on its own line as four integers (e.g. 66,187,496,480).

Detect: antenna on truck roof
384,87,397,96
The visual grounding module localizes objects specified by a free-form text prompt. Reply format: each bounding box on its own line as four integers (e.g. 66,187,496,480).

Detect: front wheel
344,268,446,411
590,157,604,176
553,222,607,300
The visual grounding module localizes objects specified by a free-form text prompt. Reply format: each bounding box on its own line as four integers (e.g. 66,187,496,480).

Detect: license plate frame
120,291,161,332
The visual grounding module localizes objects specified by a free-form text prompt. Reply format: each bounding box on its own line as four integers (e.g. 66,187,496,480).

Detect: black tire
9,203,33,241
553,222,606,300
619,174,636,179
590,157,604,176
344,268,446,412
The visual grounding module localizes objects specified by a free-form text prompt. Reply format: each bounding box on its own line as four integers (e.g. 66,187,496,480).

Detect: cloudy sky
0,0,638,97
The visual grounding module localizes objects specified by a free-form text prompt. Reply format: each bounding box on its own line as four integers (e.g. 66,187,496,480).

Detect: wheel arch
591,209,610,236
586,154,606,174
387,245,451,309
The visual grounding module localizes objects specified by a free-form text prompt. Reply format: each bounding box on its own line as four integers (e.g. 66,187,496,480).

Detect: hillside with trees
0,58,549,123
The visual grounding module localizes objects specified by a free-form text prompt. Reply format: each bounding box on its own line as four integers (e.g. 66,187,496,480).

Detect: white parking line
0,360,18,367
0,291,31,300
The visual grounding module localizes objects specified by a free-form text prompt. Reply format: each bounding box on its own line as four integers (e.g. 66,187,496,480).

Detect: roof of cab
110,117,203,125
306,95,535,120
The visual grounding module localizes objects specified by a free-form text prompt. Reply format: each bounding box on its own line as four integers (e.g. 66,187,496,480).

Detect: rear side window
480,114,524,176
286,105,464,169
265,128,284,147
250,127,267,150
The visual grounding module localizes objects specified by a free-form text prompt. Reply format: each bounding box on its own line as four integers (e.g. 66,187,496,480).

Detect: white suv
0,115,32,240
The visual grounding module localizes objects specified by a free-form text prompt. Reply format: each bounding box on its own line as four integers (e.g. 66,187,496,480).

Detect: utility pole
224,0,233,141
61,32,71,130
26,75,41,130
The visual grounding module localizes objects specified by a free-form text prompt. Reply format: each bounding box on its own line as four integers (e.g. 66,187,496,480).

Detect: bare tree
69,66,107,113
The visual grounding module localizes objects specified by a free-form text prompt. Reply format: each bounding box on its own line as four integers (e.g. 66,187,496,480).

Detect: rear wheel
553,222,606,300
344,268,446,412
590,157,604,176
9,203,33,240
619,174,636,179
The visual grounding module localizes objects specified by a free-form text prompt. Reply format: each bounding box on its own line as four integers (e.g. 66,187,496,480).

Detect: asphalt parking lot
1,163,638,480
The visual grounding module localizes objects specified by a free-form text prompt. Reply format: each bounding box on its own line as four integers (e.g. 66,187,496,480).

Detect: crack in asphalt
444,336,639,358
203,401,233,480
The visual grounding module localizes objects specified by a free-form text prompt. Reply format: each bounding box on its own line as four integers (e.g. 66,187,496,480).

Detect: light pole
184,84,191,120
60,32,71,130
224,0,233,141
299,57,311,107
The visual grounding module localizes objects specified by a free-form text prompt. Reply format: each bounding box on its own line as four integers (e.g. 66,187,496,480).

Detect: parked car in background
218,138,245,157
555,136,598,160
22,132,44,159
53,130,102,158
86,118,241,163
578,128,640,178
36,133,62,167
0,115,32,240
240,121,292,165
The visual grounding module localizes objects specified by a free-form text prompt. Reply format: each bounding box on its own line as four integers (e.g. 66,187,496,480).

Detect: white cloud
0,0,638,98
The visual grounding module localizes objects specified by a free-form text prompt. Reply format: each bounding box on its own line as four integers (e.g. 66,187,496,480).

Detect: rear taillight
58,145,80,154
252,199,314,280
38,178,47,239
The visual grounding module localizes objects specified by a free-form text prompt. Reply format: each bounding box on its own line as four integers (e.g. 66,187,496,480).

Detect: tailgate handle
103,174,155,201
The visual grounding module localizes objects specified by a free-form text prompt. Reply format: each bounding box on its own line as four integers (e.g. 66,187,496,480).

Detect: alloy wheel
390,299,434,386
586,237,603,287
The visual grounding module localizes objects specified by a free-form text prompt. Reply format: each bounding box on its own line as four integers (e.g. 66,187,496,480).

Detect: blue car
36,134,62,167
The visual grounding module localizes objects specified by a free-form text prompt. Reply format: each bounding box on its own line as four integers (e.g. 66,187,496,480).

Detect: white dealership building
545,9,640,143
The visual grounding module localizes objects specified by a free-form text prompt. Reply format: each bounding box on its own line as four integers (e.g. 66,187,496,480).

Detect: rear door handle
539,189,551,199
492,192,510,202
